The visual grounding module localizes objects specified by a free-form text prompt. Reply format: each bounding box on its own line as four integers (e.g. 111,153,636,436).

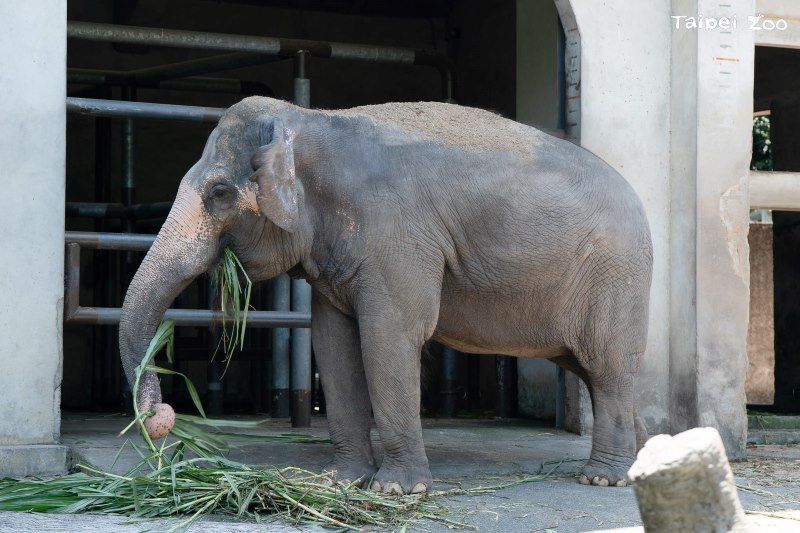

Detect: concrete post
0,0,69,476
668,0,753,458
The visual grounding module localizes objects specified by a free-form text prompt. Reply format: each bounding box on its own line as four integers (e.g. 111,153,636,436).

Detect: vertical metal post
440,347,458,417
207,277,224,415
92,85,114,408
555,17,567,430
290,50,312,428
496,356,509,418
271,275,291,417
120,86,136,412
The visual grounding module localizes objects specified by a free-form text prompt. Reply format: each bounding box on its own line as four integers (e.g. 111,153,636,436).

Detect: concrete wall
0,0,69,475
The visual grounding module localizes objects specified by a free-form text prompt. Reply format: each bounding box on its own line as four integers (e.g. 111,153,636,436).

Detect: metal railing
64,232,311,328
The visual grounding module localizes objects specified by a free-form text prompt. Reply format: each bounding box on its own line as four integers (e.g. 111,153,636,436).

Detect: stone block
0,445,69,478
628,427,747,532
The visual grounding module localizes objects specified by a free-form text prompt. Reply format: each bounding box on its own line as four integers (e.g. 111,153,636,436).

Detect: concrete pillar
0,1,68,476
668,0,753,458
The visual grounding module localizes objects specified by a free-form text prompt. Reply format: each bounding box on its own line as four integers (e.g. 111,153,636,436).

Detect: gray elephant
119,96,653,493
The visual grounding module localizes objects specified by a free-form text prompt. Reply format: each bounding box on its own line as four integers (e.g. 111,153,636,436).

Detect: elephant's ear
249,122,300,232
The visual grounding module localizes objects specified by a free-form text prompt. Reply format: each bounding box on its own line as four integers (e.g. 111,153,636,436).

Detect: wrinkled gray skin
119,96,653,494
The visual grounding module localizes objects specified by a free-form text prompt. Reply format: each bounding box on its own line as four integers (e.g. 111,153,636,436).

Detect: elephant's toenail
411,482,427,494
615,479,627,487
384,482,403,495
592,476,610,487
370,481,382,492
579,474,591,485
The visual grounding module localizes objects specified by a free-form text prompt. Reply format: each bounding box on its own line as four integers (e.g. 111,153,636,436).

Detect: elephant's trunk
119,187,216,439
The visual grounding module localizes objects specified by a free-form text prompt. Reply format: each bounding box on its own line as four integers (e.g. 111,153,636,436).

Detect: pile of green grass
0,249,550,530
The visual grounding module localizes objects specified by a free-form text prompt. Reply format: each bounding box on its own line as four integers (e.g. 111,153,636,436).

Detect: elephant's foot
369,460,433,494
324,457,378,487
579,457,633,487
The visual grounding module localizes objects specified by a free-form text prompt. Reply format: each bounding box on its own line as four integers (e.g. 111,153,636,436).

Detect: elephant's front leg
311,292,377,485
356,288,439,495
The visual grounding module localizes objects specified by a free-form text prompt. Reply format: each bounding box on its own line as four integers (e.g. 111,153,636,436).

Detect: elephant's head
119,98,309,439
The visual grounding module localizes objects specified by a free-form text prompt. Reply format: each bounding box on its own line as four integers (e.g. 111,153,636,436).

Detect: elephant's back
321,101,553,158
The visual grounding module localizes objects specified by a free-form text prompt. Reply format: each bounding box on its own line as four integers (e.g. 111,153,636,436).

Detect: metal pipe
67,96,224,122
495,356,513,418
69,21,413,63
66,201,173,219
67,22,453,101
68,68,274,96
127,53,285,83
290,49,313,428
121,89,136,260
207,277,223,416
290,279,312,427
271,274,291,418
90,90,114,408
66,231,156,251
440,347,458,417
67,307,311,327
64,243,81,320
120,91,136,410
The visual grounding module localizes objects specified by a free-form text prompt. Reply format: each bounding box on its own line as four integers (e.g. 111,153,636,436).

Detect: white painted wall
568,0,673,433
754,0,800,48
0,1,66,447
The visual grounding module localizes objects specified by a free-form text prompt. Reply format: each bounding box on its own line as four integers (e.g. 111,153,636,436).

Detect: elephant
119,96,653,494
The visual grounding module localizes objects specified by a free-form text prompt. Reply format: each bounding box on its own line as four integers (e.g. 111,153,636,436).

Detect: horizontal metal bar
68,307,311,327
68,21,420,64
750,170,800,211
66,231,156,251
128,53,285,83
66,202,173,219
67,96,224,122
68,68,273,96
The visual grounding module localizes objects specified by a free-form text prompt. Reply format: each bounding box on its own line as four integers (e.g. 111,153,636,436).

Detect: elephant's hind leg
567,286,649,487
579,368,639,486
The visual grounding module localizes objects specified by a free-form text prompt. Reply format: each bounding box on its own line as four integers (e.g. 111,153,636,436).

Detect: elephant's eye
212,184,230,198
208,183,235,208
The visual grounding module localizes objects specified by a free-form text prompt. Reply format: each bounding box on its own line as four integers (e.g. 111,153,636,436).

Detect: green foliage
210,248,252,375
752,115,773,171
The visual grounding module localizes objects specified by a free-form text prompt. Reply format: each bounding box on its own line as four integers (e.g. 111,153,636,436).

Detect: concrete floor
1,414,799,531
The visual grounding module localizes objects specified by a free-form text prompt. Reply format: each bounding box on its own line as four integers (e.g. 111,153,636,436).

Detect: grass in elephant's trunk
0,249,551,530
210,247,252,372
